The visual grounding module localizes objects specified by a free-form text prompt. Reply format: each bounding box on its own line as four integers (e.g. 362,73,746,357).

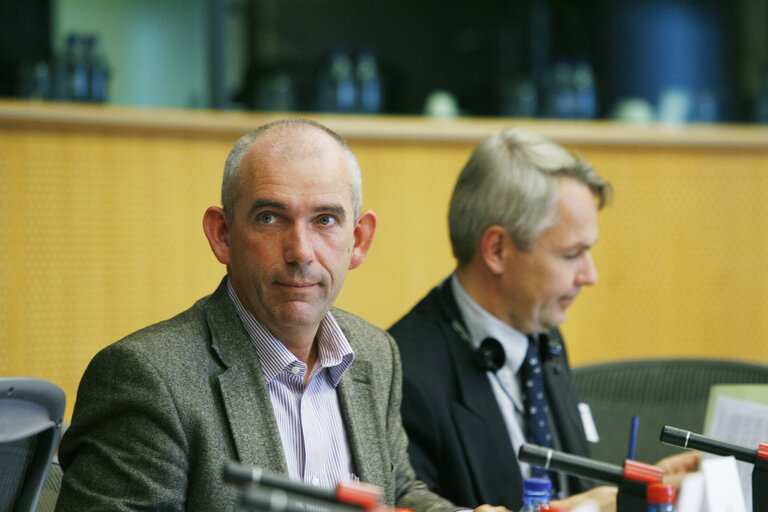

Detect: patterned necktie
521,334,554,479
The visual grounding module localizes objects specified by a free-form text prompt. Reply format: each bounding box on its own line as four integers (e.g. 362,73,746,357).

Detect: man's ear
479,225,508,275
203,206,231,265
349,210,377,270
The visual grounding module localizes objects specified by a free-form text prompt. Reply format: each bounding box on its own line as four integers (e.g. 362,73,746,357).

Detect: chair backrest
34,459,63,512
0,377,66,512
571,358,768,466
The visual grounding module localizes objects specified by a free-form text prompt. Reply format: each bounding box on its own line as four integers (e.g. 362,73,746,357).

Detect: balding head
221,119,362,221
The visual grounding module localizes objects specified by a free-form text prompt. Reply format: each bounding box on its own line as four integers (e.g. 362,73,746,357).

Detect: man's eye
257,213,276,224
317,215,336,226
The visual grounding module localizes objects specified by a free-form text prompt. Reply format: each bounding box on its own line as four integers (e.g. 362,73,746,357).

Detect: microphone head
474,337,505,372
660,426,690,447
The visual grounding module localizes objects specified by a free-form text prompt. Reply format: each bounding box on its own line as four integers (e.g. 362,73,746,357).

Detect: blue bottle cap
523,477,552,492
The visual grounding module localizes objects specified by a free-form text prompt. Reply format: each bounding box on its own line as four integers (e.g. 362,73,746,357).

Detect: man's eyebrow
566,239,597,251
247,200,347,219
314,204,346,218
248,199,287,216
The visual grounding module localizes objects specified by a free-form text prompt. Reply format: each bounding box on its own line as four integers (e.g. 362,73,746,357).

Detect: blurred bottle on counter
572,60,597,118
64,33,89,102
38,32,109,103
543,60,575,118
316,50,356,113
256,72,295,111
19,61,51,100
541,59,596,119
355,48,382,113
84,34,109,102
500,77,538,118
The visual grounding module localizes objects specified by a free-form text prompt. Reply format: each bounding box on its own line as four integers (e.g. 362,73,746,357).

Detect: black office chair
0,377,66,512
34,459,63,512
571,358,768,466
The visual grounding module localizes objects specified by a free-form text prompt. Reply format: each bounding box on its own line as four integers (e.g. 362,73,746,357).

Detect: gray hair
449,128,612,266
221,119,362,220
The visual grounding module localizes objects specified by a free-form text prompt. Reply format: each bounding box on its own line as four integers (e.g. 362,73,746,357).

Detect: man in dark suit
55,119,482,512
390,129,699,512
389,129,619,511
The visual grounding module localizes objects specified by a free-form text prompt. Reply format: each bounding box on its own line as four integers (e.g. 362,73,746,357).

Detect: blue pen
628,415,640,460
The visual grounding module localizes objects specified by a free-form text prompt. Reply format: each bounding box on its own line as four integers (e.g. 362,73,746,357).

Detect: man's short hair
221,119,362,220
449,128,612,266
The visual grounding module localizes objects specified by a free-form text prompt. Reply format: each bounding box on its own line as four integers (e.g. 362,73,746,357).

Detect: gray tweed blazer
55,278,457,512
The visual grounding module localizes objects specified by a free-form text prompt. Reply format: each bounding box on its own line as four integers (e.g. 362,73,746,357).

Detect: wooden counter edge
2,99,768,148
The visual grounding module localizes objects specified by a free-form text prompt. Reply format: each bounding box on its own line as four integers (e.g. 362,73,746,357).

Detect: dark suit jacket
56,278,458,512
388,278,591,510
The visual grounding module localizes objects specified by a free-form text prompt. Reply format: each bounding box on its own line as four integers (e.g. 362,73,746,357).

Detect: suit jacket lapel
337,359,384,477
206,279,288,473
435,280,523,505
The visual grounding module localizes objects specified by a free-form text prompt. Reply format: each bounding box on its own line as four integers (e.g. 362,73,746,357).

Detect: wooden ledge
2,99,767,148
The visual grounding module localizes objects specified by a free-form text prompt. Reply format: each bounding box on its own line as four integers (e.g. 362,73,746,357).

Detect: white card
676,471,705,512
702,456,747,512
578,402,600,443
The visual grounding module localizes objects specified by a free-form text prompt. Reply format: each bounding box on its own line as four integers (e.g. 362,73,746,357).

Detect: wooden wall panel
2,101,767,421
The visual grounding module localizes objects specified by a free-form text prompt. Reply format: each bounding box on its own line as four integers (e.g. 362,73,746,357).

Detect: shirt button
290,366,301,374
311,476,320,486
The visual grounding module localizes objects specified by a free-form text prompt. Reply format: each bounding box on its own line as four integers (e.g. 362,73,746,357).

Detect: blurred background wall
1,0,768,421
2,0,767,121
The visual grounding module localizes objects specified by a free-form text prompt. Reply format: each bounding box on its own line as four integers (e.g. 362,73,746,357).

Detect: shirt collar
226,278,354,387
450,273,529,374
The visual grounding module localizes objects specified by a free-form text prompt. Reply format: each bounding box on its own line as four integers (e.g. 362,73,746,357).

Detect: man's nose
576,252,598,286
284,224,314,264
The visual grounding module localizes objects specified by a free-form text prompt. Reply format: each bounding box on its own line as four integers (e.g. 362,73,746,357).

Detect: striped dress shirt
227,280,355,489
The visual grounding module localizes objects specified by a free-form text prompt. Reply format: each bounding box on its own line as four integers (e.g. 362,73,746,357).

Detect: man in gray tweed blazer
56,120,499,512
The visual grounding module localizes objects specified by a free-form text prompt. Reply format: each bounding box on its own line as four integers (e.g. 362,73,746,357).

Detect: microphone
518,444,663,486
224,462,382,510
660,425,768,512
660,425,767,464
241,485,362,512
519,444,663,512
474,337,505,372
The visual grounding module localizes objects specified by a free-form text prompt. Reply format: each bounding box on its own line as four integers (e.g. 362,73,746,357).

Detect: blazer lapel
336,358,392,495
436,280,523,505
206,279,288,473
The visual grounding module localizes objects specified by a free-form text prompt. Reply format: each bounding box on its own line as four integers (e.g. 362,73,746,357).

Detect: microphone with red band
224,461,412,512
518,444,662,512
660,425,768,464
660,425,768,512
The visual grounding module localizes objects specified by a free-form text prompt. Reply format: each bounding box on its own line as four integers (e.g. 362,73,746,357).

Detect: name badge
578,402,600,443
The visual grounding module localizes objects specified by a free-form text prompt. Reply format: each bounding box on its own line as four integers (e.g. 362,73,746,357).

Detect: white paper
701,456,747,512
676,472,705,512
578,402,600,443
706,394,768,510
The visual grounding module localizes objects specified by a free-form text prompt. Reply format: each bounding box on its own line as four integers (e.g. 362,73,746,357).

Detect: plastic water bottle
64,33,89,102
355,48,382,113
316,50,356,113
572,60,597,119
647,482,675,512
519,477,552,512
84,34,109,103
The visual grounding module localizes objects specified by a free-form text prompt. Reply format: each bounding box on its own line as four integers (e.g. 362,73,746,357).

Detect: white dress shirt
227,280,355,489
